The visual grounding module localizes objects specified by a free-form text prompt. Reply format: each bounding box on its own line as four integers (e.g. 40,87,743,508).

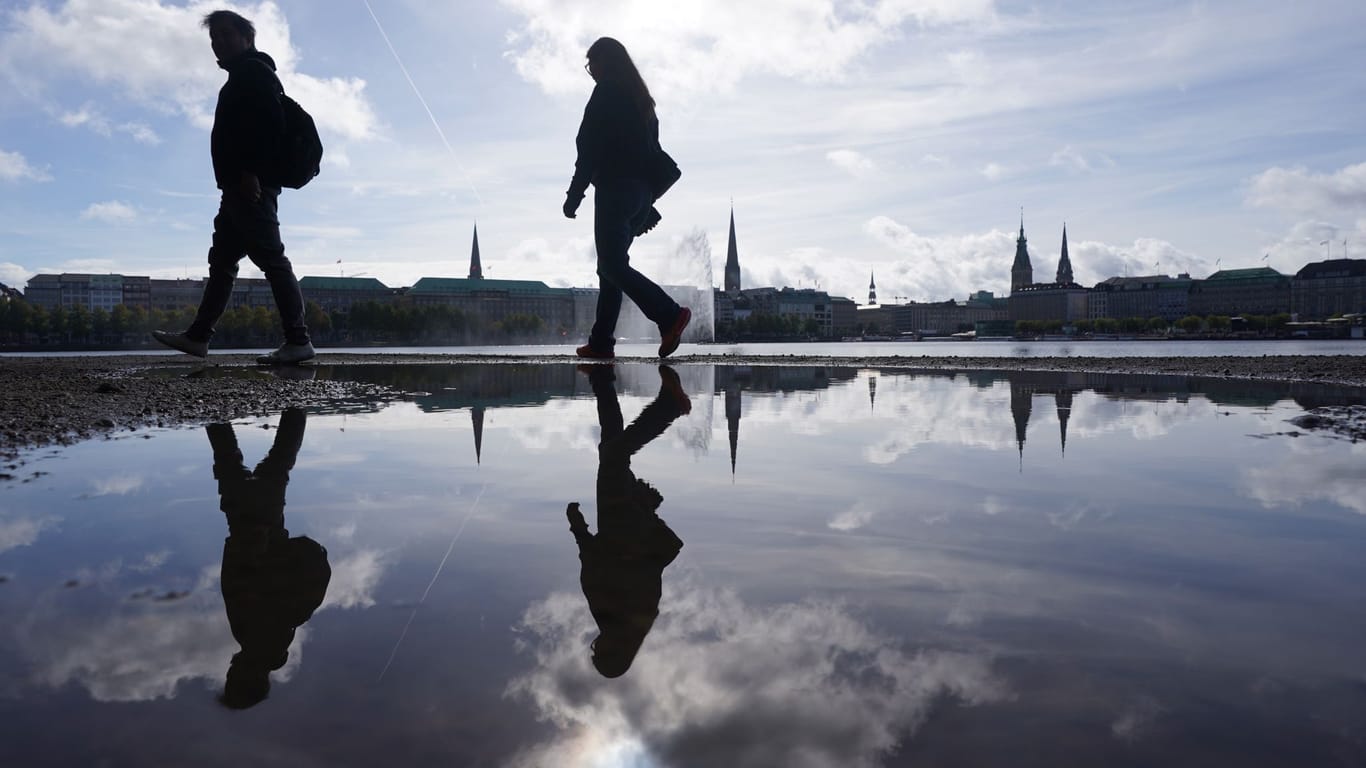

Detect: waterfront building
149,278,206,311
1089,274,1194,322
297,276,394,314
1008,225,1089,323
830,296,858,336
1291,258,1366,320
1187,267,1289,317
408,277,576,333
25,273,125,311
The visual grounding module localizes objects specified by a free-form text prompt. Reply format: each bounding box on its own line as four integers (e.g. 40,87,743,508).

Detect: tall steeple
471,406,485,464
725,383,741,476
468,223,483,280
1055,390,1072,457
868,271,878,306
1055,224,1073,285
1010,377,1032,472
1011,209,1033,292
724,205,741,293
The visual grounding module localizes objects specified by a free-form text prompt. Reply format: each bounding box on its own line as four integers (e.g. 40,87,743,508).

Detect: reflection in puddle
1,363,1364,766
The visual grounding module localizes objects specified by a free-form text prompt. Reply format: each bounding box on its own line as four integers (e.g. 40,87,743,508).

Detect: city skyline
1,1,1363,305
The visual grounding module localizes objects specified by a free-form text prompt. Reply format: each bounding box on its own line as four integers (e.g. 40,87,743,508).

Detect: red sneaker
658,307,691,358
576,343,614,360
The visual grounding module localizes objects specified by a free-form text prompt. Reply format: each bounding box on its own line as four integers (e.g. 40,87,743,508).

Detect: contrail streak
378,482,487,681
360,0,484,206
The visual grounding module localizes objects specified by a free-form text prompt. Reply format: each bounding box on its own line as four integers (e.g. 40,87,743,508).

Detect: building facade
1187,267,1290,317
1292,258,1366,320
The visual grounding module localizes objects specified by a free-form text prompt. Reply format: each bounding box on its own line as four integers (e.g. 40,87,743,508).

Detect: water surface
1,363,1364,767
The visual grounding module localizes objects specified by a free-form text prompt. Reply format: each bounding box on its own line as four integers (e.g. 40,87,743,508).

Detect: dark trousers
589,178,681,352
189,189,310,346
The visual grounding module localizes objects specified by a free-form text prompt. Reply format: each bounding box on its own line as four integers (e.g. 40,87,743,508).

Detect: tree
1177,315,1203,333
1147,316,1168,332
1094,317,1120,334
1119,316,1147,333
1074,319,1094,333
1206,315,1231,332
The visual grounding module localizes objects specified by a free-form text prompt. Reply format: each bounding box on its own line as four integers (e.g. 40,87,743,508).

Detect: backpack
254,61,323,189
274,92,323,189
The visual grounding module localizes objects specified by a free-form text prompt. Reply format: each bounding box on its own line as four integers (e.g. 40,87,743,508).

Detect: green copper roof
299,276,390,291
410,277,569,296
1206,267,1284,281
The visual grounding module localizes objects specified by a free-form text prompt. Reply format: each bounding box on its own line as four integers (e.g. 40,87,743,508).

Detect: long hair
586,37,655,120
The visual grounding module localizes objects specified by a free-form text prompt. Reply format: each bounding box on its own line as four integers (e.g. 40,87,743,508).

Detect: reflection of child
207,408,330,709
568,365,689,678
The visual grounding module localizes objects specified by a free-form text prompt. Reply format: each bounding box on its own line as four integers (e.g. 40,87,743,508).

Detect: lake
3,337,1366,360
1,361,1364,766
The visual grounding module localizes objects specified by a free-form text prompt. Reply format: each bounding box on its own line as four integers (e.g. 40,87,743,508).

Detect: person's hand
563,193,582,219
239,172,262,203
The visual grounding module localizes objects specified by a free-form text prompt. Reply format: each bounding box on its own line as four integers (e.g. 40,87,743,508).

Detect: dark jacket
211,49,284,190
568,80,658,199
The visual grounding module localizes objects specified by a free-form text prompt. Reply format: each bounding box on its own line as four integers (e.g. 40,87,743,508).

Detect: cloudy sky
1,0,1363,304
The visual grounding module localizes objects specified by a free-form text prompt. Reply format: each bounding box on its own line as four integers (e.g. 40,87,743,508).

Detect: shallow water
2,363,1365,767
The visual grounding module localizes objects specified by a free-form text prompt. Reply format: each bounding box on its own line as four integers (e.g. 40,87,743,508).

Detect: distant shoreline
2,352,1364,468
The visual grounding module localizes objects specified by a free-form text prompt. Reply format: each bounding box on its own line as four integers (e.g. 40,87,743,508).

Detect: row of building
859,220,1366,335
8,214,1365,339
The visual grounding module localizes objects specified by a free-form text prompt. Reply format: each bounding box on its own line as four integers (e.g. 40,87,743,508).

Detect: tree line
0,298,555,348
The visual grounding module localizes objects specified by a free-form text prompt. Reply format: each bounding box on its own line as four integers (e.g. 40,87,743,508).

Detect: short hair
202,10,255,43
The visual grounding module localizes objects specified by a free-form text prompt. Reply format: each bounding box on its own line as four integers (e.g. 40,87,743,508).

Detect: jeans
189,189,310,346
589,178,681,352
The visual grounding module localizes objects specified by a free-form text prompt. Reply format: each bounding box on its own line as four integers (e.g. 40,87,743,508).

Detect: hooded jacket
211,49,285,191
568,80,659,200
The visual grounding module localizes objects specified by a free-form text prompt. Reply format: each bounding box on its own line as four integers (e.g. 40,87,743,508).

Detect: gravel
2,352,1364,464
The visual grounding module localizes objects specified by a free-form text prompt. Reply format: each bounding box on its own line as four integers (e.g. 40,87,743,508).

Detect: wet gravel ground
2,352,1364,464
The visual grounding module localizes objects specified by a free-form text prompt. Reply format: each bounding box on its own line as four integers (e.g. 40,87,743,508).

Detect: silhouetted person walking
207,408,330,709
564,37,691,361
153,9,315,365
567,364,690,677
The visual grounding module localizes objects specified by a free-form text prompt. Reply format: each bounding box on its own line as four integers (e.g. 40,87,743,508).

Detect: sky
0,0,1364,305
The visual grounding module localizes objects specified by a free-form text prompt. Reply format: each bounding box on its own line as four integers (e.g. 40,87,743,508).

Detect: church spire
1055,224,1073,284
868,271,878,306
1011,208,1033,292
468,223,483,280
725,204,741,293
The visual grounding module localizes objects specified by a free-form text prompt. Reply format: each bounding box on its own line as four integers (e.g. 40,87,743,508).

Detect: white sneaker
151,330,208,358
256,341,316,365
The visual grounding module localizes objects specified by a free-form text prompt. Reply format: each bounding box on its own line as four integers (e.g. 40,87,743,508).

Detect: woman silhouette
563,37,691,360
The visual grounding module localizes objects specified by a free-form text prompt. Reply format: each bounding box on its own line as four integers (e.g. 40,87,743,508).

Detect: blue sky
1,0,1363,304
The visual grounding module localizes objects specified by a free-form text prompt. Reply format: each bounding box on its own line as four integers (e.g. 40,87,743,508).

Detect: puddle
1,363,1364,766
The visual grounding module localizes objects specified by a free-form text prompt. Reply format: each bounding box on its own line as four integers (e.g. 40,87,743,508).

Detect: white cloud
863,215,1017,299
500,0,997,101
58,104,161,144
84,475,145,497
829,500,879,530
0,515,60,554
0,148,52,182
980,162,1007,181
507,581,1008,768
0,0,378,141
1049,145,1112,173
0,262,35,288
80,201,138,223
318,549,386,610
1247,161,1366,215
826,148,875,177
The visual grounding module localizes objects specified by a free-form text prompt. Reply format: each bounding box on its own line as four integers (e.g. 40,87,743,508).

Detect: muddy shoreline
3,352,1365,463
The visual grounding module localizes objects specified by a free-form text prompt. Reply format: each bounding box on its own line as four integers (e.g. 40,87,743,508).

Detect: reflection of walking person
565,37,691,361
153,9,315,366
207,407,330,709
567,365,691,677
